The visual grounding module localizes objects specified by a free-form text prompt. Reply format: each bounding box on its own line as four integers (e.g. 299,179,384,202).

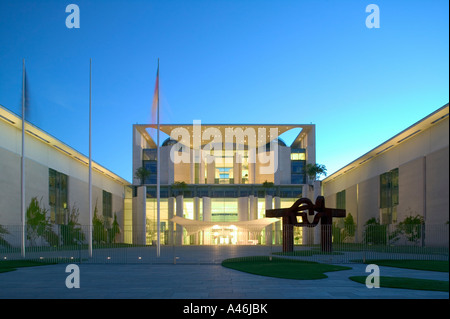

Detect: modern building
322,104,449,246
0,104,132,246
132,123,317,246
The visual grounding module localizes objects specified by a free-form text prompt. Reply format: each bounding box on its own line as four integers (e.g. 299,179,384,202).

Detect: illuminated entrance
212,225,237,245
170,216,279,245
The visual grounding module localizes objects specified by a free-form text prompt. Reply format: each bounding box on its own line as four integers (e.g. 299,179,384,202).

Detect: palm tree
305,163,327,183
262,180,275,196
134,166,151,185
171,181,188,196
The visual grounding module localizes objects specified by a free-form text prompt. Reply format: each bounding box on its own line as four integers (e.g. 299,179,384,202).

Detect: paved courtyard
1,245,448,301
0,262,448,300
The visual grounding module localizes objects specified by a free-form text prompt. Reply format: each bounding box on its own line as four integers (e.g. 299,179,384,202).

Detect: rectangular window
290,174,305,184
291,149,306,184
103,190,112,219
290,153,306,161
194,163,199,184
336,190,346,210
49,168,68,224
142,148,158,184
211,198,238,222
379,168,399,223
143,160,157,184
216,165,233,184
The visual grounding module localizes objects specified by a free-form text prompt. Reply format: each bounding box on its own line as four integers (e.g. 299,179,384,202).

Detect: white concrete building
0,105,132,245
132,123,317,246
322,104,449,246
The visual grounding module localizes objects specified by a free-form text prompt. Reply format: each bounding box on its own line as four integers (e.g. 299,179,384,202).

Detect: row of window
142,148,307,185
143,185,303,199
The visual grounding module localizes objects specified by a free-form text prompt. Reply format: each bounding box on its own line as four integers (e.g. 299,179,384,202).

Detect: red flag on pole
151,64,159,125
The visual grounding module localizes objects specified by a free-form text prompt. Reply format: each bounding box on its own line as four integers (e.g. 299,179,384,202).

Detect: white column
193,196,200,244
176,195,183,245
199,150,206,184
248,148,256,184
249,195,257,220
202,197,211,244
265,195,273,245
168,196,175,245
207,161,215,184
132,185,147,245
274,196,281,245
234,153,242,184
248,195,258,243
238,197,249,245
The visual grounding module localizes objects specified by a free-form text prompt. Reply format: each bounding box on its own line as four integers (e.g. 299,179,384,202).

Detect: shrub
26,197,58,246
0,224,11,248
363,218,387,245
60,204,85,245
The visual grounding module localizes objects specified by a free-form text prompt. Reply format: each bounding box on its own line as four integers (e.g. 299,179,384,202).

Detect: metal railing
0,224,448,264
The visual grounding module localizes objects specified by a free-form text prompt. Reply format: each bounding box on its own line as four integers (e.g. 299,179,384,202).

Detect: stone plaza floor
0,261,448,300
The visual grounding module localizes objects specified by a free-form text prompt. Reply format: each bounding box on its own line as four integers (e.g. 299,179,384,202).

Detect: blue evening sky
0,0,448,182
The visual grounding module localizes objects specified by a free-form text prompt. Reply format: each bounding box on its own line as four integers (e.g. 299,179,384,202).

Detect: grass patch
358,259,449,272
273,250,344,257
221,256,351,280
0,260,57,273
349,276,449,292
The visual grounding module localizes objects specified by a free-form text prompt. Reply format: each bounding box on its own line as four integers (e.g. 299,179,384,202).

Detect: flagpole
156,58,161,257
21,58,26,258
88,58,93,258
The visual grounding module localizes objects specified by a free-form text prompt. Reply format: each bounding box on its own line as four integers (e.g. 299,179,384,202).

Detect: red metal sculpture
266,196,346,252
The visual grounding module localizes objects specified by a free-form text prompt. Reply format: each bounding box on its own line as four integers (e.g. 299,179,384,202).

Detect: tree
342,213,356,241
396,214,425,244
171,181,188,196
92,203,107,244
262,180,275,196
305,163,327,183
363,218,387,245
26,197,58,246
0,224,11,248
60,203,85,245
134,166,151,184
109,213,121,244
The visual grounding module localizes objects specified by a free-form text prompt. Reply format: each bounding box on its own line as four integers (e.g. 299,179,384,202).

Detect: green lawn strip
221,256,351,280
357,259,449,272
0,259,59,273
273,250,344,257
349,276,449,292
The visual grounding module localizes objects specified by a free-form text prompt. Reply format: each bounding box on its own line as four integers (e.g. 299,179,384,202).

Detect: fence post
421,224,425,248
78,242,82,264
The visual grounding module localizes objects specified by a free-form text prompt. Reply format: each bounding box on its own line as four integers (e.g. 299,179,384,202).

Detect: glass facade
336,190,346,210
291,148,306,184
214,150,235,184
143,149,157,184
140,136,309,246
380,168,399,224
144,184,303,245
211,198,238,222
146,184,302,199
48,168,68,224
102,190,112,219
